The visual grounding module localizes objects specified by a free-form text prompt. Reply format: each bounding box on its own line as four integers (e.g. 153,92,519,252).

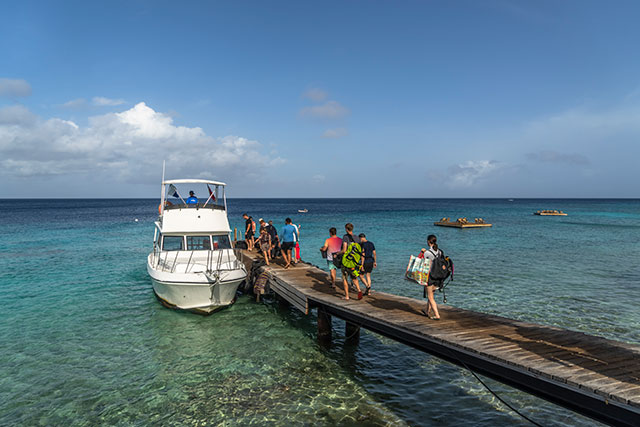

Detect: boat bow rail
150,248,245,275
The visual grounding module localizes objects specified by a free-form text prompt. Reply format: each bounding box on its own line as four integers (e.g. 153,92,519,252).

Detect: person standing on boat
243,213,255,251
186,191,198,204
280,218,298,269
320,227,343,288
420,234,441,320
359,233,376,296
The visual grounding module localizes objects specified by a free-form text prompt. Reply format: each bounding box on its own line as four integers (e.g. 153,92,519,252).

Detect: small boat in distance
147,178,248,314
434,217,492,228
298,209,308,213
534,210,567,216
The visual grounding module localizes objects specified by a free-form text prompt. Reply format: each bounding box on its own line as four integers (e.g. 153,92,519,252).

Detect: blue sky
1,0,639,197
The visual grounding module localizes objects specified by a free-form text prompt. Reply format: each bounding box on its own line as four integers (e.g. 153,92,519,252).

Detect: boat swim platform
240,250,640,426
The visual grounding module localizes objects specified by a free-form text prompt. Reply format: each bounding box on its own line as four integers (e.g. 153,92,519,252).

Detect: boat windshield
160,235,232,251
162,236,184,251
186,236,212,250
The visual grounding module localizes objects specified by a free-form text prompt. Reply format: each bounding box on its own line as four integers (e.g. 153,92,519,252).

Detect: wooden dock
240,250,640,426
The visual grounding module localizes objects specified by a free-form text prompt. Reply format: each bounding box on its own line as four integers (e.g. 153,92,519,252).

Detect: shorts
281,241,295,252
245,231,254,240
363,261,374,273
327,259,336,270
341,267,359,279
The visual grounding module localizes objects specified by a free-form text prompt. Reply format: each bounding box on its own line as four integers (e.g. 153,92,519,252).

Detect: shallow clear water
1,198,639,425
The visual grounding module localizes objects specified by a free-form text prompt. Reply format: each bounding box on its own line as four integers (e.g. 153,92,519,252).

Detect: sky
1,0,640,198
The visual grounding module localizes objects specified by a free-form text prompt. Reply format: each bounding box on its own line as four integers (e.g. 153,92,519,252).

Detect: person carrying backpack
339,223,363,300
420,234,443,320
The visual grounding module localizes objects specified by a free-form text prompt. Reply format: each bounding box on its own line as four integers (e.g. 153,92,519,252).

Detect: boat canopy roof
163,179,226,186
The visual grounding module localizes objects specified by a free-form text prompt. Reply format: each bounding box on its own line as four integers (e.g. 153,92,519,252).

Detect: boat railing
152,248,244,274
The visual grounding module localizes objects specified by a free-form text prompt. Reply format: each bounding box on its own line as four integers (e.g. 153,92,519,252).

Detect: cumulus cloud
526,150,589,165
0,102,284,182
0,105,37,125
92,96,126,106
303,88,328,102
445,160,501,188
322,127,348,138
300,100,349,119
0,78,32,97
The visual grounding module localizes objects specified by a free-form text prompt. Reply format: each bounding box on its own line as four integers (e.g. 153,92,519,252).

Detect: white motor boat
147,178,247,314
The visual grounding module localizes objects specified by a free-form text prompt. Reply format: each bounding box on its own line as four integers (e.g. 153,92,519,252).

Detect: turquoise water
1,199,639,425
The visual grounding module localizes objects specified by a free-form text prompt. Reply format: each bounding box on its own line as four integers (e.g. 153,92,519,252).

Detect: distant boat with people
534,210,567,216
147,177,247,314
434,217,492,228
298,209,308,213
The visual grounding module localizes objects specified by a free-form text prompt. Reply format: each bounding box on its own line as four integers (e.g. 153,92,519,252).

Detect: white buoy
134,218,139,222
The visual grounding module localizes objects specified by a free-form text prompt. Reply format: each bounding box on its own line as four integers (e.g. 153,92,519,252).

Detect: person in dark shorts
266,220,279,258
359,233,376,295
340,223,363,300
243,213,255,251
280,218,298,269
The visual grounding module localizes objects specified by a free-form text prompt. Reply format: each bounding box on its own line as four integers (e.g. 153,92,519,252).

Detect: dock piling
317,307,332,347
345,321,360,345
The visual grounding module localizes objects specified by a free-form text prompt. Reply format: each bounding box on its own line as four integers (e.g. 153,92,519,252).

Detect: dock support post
317,307,332,348
345,321,360,345
233,228,237,242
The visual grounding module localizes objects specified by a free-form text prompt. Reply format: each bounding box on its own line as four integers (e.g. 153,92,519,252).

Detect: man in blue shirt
186,191,198,204
280,217,298,269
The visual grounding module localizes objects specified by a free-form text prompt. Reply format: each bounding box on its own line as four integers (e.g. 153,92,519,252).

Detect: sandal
357,291,363,300
430,316,441,320
364,286,371,296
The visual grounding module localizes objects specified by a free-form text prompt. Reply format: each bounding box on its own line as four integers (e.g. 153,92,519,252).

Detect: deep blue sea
1,198,639,426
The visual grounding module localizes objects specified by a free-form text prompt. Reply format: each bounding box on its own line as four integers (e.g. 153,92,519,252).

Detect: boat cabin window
186,235,211,250
212,235,231,250
162,236,184,251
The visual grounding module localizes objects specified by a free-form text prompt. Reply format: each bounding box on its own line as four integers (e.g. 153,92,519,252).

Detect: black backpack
427,249,454,286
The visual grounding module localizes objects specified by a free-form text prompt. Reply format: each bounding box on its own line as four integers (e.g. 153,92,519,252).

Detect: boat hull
147,263,246,314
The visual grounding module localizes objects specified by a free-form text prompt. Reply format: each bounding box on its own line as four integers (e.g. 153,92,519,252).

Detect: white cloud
0,102,284,182
300,101,349,119
0,105,37,125
322,127,348,138
0,78,32,97
303,88,328,102
92,96,126,106
446,160,500,188
312,174,325,183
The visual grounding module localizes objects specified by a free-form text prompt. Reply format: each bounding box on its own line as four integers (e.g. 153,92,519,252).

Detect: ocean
1,198,639,426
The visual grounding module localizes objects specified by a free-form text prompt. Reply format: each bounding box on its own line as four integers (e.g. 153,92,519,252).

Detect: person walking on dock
280,218,298,269
359,233,377,295
257,228,272,265
243,213,256,251
341,223,363,300
420,234,441,320
266,220,279,258
320,227,343,288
